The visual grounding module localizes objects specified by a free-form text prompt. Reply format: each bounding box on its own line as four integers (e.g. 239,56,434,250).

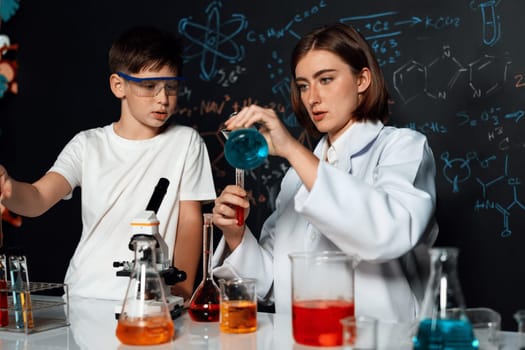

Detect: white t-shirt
49,123,216,300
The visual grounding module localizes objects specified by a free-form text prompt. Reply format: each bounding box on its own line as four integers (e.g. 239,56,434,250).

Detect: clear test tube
235,168,245,226
9,255,33,329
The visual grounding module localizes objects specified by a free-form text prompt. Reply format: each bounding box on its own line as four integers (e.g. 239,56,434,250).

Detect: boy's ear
110,73,125,98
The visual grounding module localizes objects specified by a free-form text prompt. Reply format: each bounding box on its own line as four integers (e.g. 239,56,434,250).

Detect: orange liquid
219,300,257,334
116,316,174,345
292,299,354,346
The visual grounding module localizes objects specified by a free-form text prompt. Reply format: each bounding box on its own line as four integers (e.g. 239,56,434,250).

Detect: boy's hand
0,165,11,201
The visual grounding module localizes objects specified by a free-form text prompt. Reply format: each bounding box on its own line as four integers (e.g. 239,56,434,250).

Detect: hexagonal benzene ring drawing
425,45,466,100
393,59,427,104
468,54,511,98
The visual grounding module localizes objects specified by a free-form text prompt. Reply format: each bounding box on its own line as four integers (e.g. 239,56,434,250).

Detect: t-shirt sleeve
47,133,84,199
179,132,216,201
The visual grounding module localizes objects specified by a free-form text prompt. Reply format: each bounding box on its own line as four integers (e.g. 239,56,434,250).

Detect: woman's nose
308,86,320,107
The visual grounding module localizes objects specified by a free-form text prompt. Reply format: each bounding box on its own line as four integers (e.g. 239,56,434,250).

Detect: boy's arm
171,200,203,302
0,166,71,217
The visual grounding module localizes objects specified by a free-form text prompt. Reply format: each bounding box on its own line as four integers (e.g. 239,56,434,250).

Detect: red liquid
189,303,220,322
116,316,174,345
0,280,7,327
188,279,221,322
292,299,354,347
236,206,244,226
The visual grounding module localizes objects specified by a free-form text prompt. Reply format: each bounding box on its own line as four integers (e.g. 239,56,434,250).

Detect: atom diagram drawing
178,1,248,82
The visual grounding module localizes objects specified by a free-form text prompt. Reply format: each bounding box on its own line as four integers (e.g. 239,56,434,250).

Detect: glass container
413,247,479,349
289,251,359,347
116,235,174,345
224,128,269,170
188,213,221,322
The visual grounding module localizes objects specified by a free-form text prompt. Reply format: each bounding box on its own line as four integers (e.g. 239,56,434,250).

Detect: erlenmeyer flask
413,247,479,349
116,235,174,345
188,213,220,322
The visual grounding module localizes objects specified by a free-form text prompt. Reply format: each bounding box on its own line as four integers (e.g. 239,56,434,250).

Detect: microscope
113,178,186,319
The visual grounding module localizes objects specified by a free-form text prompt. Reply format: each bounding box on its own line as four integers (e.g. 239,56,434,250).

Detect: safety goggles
117,71,185,97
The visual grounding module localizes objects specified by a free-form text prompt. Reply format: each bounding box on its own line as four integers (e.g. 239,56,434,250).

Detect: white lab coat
212,120,438,322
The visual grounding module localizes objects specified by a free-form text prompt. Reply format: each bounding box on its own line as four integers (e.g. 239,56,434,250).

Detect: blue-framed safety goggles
117,71,185,97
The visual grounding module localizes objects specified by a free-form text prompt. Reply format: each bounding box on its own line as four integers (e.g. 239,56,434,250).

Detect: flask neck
421,247,467,319
202,214,213,280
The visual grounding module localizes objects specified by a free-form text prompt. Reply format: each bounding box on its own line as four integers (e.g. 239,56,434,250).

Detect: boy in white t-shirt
0,26,216,301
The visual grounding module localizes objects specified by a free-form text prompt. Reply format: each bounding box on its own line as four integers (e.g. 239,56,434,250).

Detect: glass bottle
413,247,479,349
116,235,174,345
188,213,221,322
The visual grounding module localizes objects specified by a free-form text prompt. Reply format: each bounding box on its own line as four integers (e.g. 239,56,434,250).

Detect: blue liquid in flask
413,318,479,350
224,128,269,170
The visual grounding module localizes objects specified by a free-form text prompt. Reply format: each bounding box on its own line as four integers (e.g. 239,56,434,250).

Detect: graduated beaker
116,235,174,345
288,251,359,347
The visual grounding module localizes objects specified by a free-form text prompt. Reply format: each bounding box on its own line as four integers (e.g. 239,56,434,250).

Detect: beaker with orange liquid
219,278,257,334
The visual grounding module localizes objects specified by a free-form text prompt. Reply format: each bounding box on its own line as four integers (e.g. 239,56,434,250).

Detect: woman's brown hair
290,23,390,137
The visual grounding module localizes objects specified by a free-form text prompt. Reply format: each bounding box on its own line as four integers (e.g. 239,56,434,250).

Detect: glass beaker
413,247,479,349
288,251,359,347
188,213,220,322
116,235,174,345
219,278,257,334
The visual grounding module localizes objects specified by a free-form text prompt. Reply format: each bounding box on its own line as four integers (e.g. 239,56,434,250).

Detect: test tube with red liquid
235,168,245,226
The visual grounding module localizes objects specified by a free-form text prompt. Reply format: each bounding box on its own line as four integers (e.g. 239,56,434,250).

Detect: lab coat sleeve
295,131,436,262
212,223,275,302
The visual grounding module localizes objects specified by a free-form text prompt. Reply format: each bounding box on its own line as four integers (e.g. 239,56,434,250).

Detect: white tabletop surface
0,296,523,350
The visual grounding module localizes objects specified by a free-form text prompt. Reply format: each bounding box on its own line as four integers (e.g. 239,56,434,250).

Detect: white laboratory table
0,296,523,350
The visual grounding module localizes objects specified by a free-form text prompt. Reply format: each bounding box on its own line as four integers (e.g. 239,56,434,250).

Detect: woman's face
294,49,370,143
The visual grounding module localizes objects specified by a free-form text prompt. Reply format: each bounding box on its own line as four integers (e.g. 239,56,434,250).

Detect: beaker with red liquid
188,213,221,322
288,251,359,347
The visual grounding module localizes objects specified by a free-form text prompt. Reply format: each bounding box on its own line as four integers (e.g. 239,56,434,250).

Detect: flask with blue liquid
223,127,269,170
413,247,479,350
221,124,269,226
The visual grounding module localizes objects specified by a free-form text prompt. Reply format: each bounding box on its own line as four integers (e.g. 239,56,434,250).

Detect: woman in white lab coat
211,23,438,323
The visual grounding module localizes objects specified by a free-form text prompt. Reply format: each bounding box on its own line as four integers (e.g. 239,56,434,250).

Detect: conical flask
413,247,479,349
188,213,220,322
116,235,174,345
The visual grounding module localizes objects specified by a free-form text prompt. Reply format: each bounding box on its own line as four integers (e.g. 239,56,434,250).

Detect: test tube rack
0,281,69,334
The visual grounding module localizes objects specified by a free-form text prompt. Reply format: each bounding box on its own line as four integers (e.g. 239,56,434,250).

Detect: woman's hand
225,105,299,159
212,185,250,251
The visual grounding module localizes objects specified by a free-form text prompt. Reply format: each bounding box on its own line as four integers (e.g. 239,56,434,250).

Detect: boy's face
113,66,180,131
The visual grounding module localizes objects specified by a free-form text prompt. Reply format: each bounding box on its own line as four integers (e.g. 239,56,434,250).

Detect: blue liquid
224,128,269,170
413,318,479,350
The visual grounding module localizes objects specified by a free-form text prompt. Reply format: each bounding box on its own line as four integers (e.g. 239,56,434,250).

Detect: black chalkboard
1,0,524,330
